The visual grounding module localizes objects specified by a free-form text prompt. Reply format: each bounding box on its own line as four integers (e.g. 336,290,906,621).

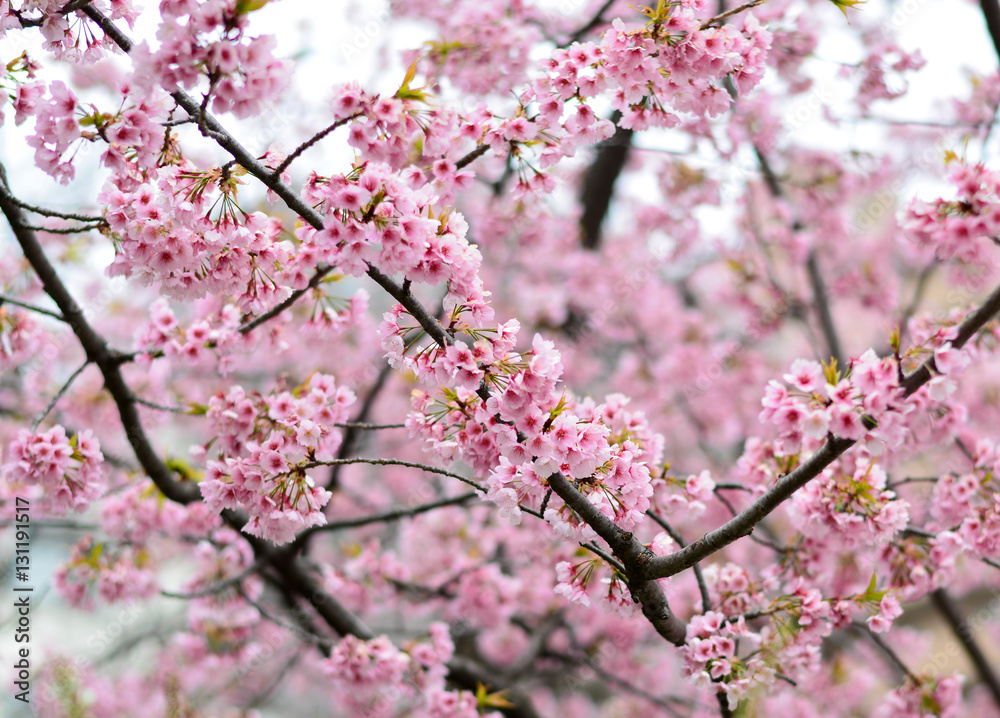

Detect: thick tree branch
579,110,632,250
81,5,454,350
546,473,688,645
0,164,201,506
930,588,1000,710
982,0,1000,65
644,279,1000,581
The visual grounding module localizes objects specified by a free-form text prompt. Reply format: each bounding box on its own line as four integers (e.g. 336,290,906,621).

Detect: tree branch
644,278,1000,581
699,0,767,30
806,250,845,366
930,588,1000,710
563,0,617,46
546,473,688,645
297,491,477,537
31,359,90,432
0,293,65,320
579,110,632,250
81,5,454,350
270,113,364,178
0,163,201,506
982,0,1000,65
648,510,712,613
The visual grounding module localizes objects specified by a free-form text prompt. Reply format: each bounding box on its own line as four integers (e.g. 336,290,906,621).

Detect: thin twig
647,510,712,613
325,362,395,492
543,648,687,717
0,293,64,320
161,557,269,600
131,395,190,413
332,421,406,430
310,456,488,494
3,194,103,222
238,585,334,647
580,541,626,574
806,251,845,366
699,0,766,30
20,223,103,234
857,622,920,683
237,266,335,335
298,492,477,537
31,359,90,432
271,113,364,177
454,143,489,170
896,262,937,348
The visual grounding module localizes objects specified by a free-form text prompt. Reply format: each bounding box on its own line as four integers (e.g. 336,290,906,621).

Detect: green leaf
165,456,204,481
475,683,516,710
394,59,430,103
828,0,865,21
235,0,271,14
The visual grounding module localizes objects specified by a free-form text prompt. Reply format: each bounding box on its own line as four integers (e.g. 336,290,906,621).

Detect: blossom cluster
0,0,138,62
197,374,354,543
680,611,767,708
54,535,157,609
174,530,265,660
874,673,964,718
788,459,910,550
2,425,105,516
394,312,664,537
702,563,766,616
27,77,168,185
26,80,82,184
131,0,289,119
759,351,911,455
321,539,411,615
392,0,538,96
136,298,244,367
904,162,1000,268
103,172,293,307
298,161,489,317
323,622,493,716
554,555,637,615
931,440,1000,550
0,306,43,370
100,478,220,544
0,49,43,127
